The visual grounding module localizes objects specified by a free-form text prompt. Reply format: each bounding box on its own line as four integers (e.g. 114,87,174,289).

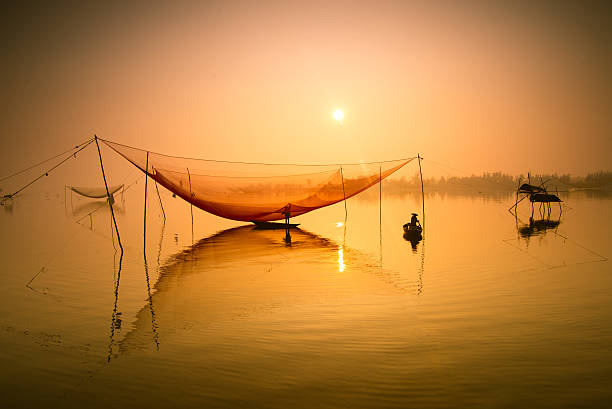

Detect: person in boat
409,213,421,229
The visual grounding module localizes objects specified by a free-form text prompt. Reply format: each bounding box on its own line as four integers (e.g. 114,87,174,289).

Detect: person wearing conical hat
410,213,420,228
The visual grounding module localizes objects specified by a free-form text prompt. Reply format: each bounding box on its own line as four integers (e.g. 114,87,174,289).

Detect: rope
3,139,94,200
99,137,415,167
424,158,473,176
26,224,85,291
0,138,93,183
551,231,608,262
423,159,489,195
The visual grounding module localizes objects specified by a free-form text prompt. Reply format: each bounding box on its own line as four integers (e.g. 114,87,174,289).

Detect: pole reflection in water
401,228,426,294
417,239,425,295
107,248,122,362
109,222,432,358
505,212,607,269
143,258,160,351
114,224,427,356
518,216,561,242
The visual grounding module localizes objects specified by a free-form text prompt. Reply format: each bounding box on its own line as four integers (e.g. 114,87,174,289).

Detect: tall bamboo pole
418,154,425,232
143,151,149,252
94,135,122,251
340,166,347,222
187,167,194,244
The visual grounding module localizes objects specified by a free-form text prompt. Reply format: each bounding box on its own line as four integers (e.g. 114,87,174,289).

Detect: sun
333,109,344,124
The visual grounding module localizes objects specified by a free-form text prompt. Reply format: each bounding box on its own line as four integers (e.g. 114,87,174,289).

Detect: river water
1,186,610,408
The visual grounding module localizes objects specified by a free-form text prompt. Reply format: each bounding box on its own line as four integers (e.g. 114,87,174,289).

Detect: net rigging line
423,159,492,195
98,137,416,167
0,138,94,183
2,138,95,200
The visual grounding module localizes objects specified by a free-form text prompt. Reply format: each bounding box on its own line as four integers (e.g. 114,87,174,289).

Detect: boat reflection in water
114,225,394,357
402,225,423,252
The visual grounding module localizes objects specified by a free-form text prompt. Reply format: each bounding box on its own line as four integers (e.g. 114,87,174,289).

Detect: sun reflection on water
338,246,345,272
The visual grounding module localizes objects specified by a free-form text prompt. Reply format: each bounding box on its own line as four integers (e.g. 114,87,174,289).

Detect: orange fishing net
102,139,414,222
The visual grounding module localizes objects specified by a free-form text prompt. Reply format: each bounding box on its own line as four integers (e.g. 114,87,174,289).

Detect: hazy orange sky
1,1,610,178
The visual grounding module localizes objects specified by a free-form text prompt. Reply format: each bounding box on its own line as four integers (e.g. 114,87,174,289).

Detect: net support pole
155,180,166,222
94,135,123,252
187,167,194,244
340,166,347,222
144,151,149,253
379,165,382,268
95,134,124,361
379,165,382,229
142,151,149,253
418,154,425,232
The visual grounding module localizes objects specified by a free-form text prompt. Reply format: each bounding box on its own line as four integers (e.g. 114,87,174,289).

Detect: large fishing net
102,139,414,222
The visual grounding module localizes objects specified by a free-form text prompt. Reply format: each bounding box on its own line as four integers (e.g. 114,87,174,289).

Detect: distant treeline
384,171,612,193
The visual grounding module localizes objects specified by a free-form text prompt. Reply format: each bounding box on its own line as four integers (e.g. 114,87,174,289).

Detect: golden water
1,188,610,408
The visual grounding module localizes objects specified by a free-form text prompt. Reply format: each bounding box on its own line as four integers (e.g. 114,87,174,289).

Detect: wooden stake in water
94,135,122,252
94,135,124,362
187,167,194,244
417,154,425,233
379,165,382,268
144,151,149,253
340,166,347,222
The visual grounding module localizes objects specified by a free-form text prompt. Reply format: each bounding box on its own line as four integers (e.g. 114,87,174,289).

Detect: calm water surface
1,187,611,408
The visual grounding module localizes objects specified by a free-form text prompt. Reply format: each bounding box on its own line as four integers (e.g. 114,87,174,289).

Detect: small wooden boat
251,220,300,230
402,223,422,238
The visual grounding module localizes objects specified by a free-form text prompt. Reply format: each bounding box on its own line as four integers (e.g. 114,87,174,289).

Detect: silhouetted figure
283,204,291,225
282,205,292,245
409,213,421,229
403,212,423,250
